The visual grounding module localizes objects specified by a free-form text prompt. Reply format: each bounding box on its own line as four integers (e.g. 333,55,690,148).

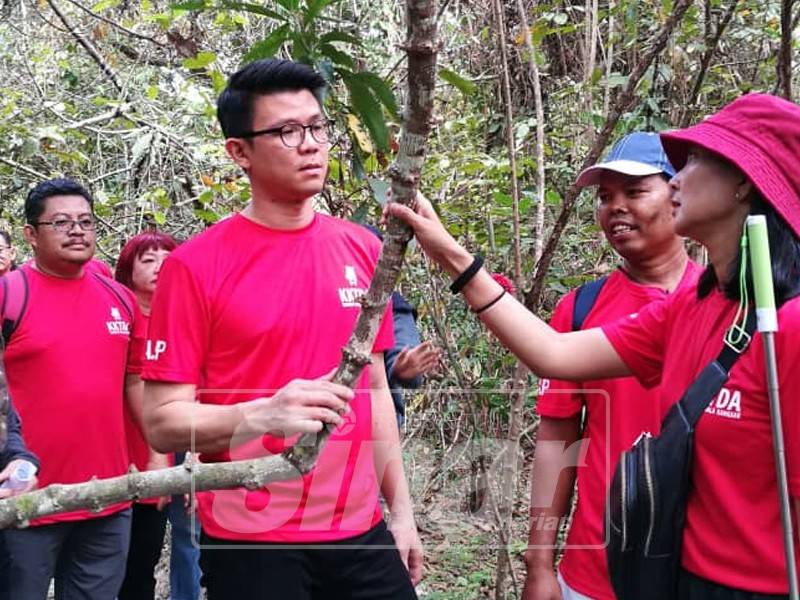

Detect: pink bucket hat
660,93,800,238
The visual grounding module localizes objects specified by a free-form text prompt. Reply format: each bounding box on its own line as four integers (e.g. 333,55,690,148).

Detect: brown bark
524,0,695,311
0,0,439,529
777,0,794,100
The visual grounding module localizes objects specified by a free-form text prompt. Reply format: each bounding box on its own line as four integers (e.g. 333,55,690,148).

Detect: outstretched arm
386,195,629,381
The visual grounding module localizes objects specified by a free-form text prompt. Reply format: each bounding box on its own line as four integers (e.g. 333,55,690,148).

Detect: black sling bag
606,311,756,600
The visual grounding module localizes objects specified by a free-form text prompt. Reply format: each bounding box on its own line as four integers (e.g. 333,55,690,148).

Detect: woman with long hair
388,93,800,599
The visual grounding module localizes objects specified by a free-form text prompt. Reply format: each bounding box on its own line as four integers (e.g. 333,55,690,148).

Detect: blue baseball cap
575,131,676,188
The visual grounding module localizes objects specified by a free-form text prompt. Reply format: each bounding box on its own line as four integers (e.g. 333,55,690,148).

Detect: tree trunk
491,1,523,595
777,0,793,100
0,0,439,530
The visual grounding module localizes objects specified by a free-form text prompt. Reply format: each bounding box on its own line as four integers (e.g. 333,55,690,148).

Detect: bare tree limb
44,0,123,93
0,157,49,180
62,0,168,47
776,0,794,99
490,1,524,595
680,0,740,127
284,0,439,473
63,106,130,130
524,0,695,311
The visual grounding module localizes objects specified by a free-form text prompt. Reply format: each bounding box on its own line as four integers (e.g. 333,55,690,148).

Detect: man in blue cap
522,132,701,600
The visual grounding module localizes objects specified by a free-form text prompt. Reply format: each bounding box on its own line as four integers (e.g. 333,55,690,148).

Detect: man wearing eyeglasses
142,59,421,599
0,178,143,600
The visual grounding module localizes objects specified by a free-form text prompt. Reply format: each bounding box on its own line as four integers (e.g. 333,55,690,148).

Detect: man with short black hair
0,178,143,600
143,58,422,600
522,133,701,600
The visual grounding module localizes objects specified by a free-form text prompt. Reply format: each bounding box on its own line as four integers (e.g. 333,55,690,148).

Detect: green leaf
343,74,389,152
243,24,290,63
182,51,217,69
218,1,286,20
170,0,208,9
209,69,227,94
318,30,362,46
303,0,337,26
354,72,399,119
319,43,355,69
91,0,121,11
146,85,158,100
439,68,477,95
367,177,391,206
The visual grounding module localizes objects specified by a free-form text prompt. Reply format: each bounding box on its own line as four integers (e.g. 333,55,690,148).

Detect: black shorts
200,520,417,600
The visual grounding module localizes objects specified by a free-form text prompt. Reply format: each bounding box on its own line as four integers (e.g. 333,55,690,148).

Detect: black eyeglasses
240,119,333,148
35,218,96,233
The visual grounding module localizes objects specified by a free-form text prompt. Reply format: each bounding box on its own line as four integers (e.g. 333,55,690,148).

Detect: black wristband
450,255,484,294
472,290,506,314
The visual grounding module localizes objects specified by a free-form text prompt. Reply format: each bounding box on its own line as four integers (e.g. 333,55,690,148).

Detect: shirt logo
106,306,130,336
338,265,367,308
704,386,742,420
145,340,167,361
345,265,358,287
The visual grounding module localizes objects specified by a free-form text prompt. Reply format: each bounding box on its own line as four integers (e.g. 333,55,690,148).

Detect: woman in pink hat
387,93,800,599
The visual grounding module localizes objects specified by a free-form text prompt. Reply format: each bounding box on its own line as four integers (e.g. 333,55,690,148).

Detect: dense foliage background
0,0,795,596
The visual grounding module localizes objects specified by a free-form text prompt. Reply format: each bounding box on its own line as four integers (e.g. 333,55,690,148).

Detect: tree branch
283,0,438,472
681,0,740,127
44,0,123,93
776,0,793,99
63,0,168,47
0,0,439,527
0,156,49,180
524,0,695,311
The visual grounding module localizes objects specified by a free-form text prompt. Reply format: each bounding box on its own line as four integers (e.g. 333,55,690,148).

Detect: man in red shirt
522,133,700,600
0,178,142,600
142,59,421,599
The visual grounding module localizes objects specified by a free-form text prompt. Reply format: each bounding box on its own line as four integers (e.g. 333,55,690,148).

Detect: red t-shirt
603,284,800,593
0,265,140,524
125,313,173,506
536,263,701,600
142,213,394,543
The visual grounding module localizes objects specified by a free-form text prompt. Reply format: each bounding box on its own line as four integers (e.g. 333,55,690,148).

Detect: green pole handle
747,215,778,332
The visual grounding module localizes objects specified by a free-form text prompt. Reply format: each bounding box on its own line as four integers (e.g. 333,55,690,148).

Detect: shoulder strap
91,273,133,321
1,269,29,346
680,310,757,426
572,276,608,331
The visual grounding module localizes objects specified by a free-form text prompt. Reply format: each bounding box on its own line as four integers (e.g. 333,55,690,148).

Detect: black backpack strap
680,310,757,425
572,276,608,331
91,273,133,321
1,269,29,347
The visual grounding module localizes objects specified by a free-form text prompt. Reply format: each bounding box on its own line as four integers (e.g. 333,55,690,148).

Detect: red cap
660,93,800,238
